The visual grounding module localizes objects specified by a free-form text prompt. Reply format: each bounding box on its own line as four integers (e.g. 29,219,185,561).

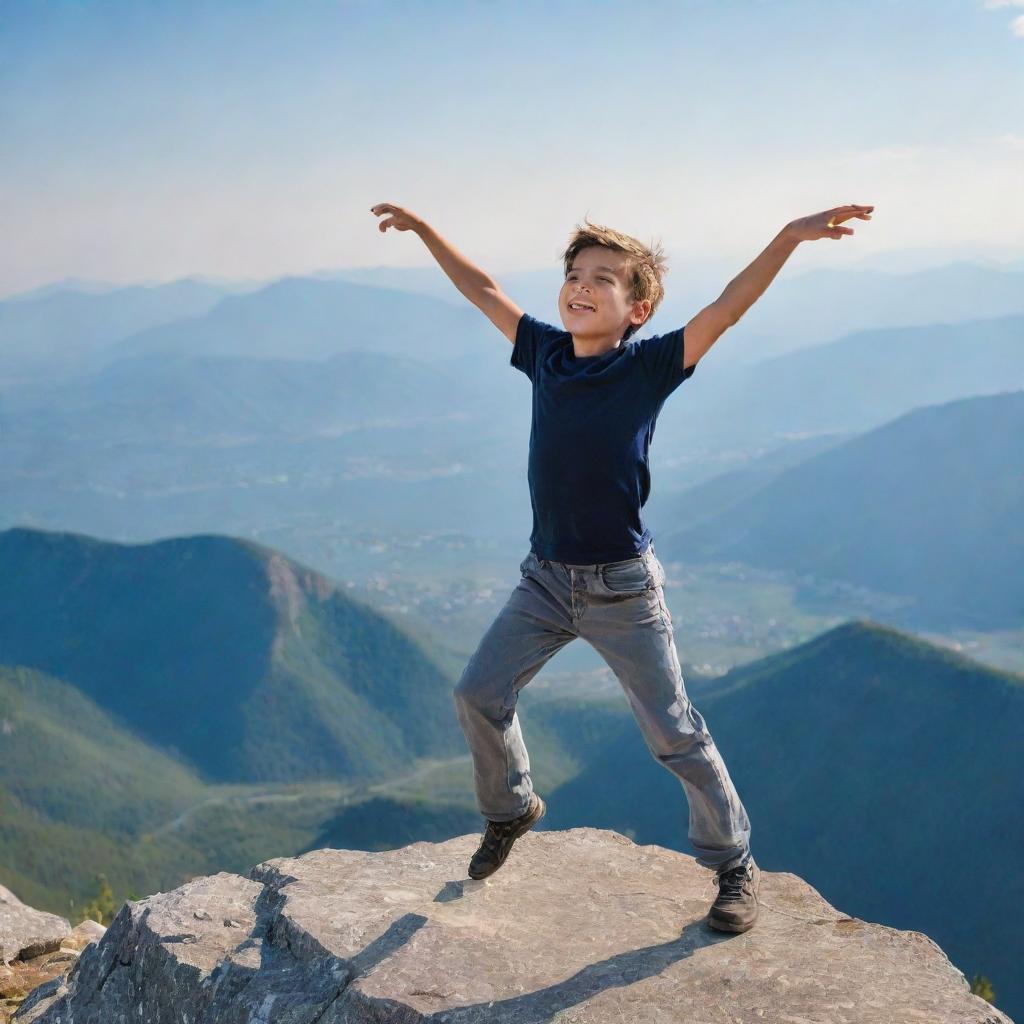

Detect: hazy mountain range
662,390,1024,629
9,257,1022,370
4,257,1022,551
0,278,233,379
3,365,1019,632
2,348,486,443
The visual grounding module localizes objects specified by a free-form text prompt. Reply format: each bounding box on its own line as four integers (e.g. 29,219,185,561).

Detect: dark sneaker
707,857,760,932
467,793,546,880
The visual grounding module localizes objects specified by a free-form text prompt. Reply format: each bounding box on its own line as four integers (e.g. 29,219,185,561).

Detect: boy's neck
571,333,624,359
573,342,618,358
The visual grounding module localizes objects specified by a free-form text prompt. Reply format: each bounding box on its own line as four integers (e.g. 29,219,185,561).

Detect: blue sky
2,0,1022,297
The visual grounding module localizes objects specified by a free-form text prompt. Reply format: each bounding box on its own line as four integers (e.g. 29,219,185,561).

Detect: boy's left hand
785,204,874,242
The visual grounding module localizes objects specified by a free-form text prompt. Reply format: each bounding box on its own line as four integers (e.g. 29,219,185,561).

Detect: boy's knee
453,664,510,717
452,664,484,704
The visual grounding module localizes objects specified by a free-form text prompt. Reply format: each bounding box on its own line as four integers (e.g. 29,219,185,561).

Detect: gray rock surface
13,828,1012,1023
0,885,70,966
0,886,105,1024
60,920,106,950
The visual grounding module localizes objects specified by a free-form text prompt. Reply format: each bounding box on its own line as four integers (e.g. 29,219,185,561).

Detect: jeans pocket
600,558,653,594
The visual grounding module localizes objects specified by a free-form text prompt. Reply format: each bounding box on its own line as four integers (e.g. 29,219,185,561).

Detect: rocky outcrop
0,884,72,968
12,828,1011,1023
0,883,105,1023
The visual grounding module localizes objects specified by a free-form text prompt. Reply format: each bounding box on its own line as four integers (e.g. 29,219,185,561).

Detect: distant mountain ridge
6,259,1024,376
16,253,1018,361
670,310,1024,447
662,390,1024,629
101,277,490,366
1,349,484,443
0,279,231,373
0,526,463,783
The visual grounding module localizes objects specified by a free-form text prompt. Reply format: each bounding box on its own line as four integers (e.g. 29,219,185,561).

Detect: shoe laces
482,818,517,845
715,863,751,901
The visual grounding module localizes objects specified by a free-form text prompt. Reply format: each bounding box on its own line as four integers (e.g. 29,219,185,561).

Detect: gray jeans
452,543,752,874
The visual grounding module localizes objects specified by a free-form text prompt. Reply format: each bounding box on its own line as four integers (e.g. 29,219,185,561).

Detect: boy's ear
632,298,653,325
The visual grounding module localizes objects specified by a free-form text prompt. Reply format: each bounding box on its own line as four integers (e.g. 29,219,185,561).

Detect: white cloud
983,0,1024,34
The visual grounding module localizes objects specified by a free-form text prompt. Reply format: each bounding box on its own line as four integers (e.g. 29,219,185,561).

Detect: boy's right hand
369,203,521,344
370,203,423,234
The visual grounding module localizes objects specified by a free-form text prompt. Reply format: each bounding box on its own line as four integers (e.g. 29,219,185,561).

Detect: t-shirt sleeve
510,312,560,382
637,325,696,402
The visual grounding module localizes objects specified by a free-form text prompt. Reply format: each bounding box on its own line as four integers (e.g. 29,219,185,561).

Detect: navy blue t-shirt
511,311,696,564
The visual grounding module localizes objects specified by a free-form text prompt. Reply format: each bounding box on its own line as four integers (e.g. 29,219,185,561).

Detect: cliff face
12,828,1011,1024
0,883,104,1023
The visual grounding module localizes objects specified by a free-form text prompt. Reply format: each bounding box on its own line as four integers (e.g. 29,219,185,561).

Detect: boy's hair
560,215,668,341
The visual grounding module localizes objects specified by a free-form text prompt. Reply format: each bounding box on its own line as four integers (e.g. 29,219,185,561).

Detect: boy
370,201,874,933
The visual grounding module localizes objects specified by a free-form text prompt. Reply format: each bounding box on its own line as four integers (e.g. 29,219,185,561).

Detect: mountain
0,526,463,784
0,663,205,834
538,619,1024,1017
0,662,208,912
661,390,1024,629
0,529,577,920
0,280,233,376
303,795,483,853
334,258,1024,363
12,260,1024,384
717,260,1024,360
3,272,1022,572
99,277,492,366
666,311,1024,448
655,431,850,509
1,277,119,300
0,349,485,444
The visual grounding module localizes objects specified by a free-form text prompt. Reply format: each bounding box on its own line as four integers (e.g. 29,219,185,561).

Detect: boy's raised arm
686,204,875,365
370,203,523,345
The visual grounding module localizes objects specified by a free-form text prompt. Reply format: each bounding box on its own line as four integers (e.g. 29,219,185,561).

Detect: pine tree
77,873,119,927
969,973,996,1003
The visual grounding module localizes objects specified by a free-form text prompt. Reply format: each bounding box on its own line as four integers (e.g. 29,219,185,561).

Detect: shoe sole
707,861,760,932
467,794,546,880
707,908,759,933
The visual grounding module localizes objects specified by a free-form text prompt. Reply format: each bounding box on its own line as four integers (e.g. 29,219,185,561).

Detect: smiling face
559,246,652,345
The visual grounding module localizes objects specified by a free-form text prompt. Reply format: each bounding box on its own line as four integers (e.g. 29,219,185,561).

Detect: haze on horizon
2,0,1023,300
